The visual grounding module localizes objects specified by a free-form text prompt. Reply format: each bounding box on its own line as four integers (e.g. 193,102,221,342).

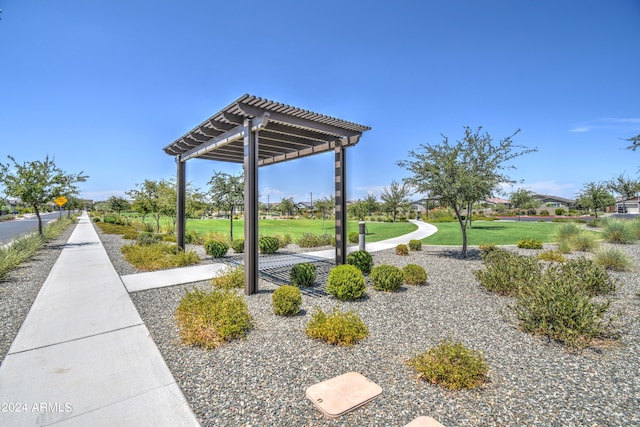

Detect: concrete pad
305,372,382,419
0,325,198,426
405,416,446,427
122,263,229,292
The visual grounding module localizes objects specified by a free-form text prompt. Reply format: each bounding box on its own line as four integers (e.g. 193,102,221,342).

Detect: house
534,194,576,210
615,197,640,214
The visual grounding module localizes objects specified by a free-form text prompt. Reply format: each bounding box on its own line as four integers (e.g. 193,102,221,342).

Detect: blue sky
1,0,639,204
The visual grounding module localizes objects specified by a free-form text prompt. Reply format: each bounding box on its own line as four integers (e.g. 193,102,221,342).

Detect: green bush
272,233,293,248
555,208,565,216
290,262,317,287
593,247,632,272
121,243,200,271
272,285,302,316
304,306,369,346
475,250,541,296
478,244,499,253
346,250,373,274
517,239,543,249
540,210,550,216
403,264,428,285
348,231,359,244
204,240,229,258
326,264,366,300
175,288,253,349
297,233,332,248
631,220,640,239
537,250,566,263
553,222,581,242
370,264,404,292
231,238,245,253
211,265,245,289
560,257,618,296
602,220,636,244
396,244,409,255
136,232,162,246
409,240,422,251
185,230,205,245
569,230,599,252
259,236,280,254
406,339,488,390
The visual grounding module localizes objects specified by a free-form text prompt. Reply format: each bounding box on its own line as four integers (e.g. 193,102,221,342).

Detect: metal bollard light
358,221,366,251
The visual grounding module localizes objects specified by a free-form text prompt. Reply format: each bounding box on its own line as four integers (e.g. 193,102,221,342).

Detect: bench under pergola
163,94,370,295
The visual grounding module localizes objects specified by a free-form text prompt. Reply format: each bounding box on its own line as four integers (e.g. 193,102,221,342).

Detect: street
0,212,62,245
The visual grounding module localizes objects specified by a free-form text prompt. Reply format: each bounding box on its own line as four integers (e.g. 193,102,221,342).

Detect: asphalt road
0,212,62,245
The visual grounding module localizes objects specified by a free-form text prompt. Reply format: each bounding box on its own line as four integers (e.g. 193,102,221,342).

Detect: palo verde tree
575,181,615,218
398,126,536,257
208,171,244,241
381,180,411,222
0,155,87,236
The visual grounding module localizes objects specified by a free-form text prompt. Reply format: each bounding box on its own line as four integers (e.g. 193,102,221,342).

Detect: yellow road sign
54,196,68,206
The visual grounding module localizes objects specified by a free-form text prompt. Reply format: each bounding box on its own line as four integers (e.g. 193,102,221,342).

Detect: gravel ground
6,223,639,426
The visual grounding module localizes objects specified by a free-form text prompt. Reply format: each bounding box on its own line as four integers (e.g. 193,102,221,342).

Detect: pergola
163,94,370,295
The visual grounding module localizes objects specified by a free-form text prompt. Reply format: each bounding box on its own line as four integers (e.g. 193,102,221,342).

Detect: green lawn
185,219,417,243
423,221,598,246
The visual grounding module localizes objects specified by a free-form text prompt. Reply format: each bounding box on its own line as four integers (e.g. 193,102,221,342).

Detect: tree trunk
229,208,234,242
454,206,468,257
34,204,43,236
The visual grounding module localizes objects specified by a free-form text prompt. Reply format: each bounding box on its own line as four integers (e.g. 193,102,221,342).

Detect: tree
127,180,161,231
398,126,535,257
208,171,244,241
380,180,411,222
279,197,295,218
607,173,640,213
348,199,368,220
576,181,615,218
315,196,334,229
509,188,539,216
363,193,379,215
0,155,87,236
624,134,640,151
108,196,130,214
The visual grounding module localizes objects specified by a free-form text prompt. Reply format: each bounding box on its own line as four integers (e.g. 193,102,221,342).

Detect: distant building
615,197,640,214
534,194,576,210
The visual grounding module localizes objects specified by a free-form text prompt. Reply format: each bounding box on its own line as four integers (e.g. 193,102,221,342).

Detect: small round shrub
272,285,302,316
204,240,229,258
402,264,427,285
211,265,244,289
297,233,332,248
409,240,422,251
553,222,581,242
406,339,488,390
478,244,499,254
136,232,162,246
348,231,359,244
370,264,404,292
304,306,369,346
326,264,366,300
517,239,543,249
396,244,409,255
259,236,280,254
290,262,317,288
537,250,566,263
593,247,632,271
346,250,373,274
602,220,636,244
569,230,599,252
231,238,245,253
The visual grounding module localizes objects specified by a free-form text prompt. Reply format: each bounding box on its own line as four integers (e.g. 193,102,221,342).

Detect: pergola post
244,119,259,295
176,155,186,251
335,141,347,264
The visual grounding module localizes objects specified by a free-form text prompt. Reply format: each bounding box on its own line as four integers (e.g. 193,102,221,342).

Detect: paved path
0,212,199,427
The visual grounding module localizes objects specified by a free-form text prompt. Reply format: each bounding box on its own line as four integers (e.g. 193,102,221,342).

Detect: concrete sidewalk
0,212,199,426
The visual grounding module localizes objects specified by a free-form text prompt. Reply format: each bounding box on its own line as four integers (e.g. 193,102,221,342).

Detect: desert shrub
569,230,599,252
272,233,293,248
510,266,612,349
555,208,565,216
211,265,245,289
103,216,118,224
175,288,253,349
602,220,636,244
231,238,245,253
475,250,541,296
290,262,317,288
141,221,155,233
204,231,229,243
560,257,618,296
346,250,373,274
409,239,422,251
136,232,162,246
478,244,499,253
396,244,409,256
162,234,176,242
554,222,581,242
539,210,550,216
537,250,566,263
122,230,139,240
631,220,640,239
185,230,205,245
326,264,366,300
402,264,427,285
557,240,572,254
406,339,488,390
369,264,404,292
517,239,543,249
348,231,359,244
120,243,200,271
593,247,632,272
259,236,280,254
304,306,368,346
204,240,229,258
272,285,302,316
0,233,44,281
297,233,332,248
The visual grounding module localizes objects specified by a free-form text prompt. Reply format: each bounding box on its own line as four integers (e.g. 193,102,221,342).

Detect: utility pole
309,192,313,210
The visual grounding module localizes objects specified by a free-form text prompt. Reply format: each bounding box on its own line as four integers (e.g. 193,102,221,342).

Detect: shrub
370,265,404,292
175,288,253,349
346,250,373,274
517,239,543,249
593,247,632,272
631,220,640,239
540,210,550,216
290,262,317,287
231,238,245,253
259,236,280,254
348,231,359,244
537,250,566,263
326,264,366,300
475,250,541,296
211,265,245,289
273,233,293,248
402,264,427,285
555,208,565,216
409,239,422,251
569,230,599,252
478,244,499,253
304,306,368,345
560,257,618,296
602,220,636,244
136,232,162,246
185,230,205,245
554,222,581,242
272,285,302,316
557,240,572,254
406,339,488,390
204,240,229,258
121,243,200,271
396,244,409,256
297,233,332,248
